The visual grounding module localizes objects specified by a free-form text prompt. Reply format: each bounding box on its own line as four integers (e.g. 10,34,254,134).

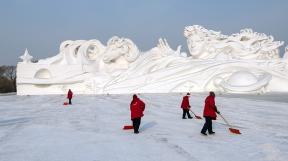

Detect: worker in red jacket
67,89,73,105
181,93,193,119
201,91,220,135
130,94,145,134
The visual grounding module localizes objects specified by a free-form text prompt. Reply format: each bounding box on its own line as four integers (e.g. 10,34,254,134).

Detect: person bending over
201,91,220,135
181,93,193,119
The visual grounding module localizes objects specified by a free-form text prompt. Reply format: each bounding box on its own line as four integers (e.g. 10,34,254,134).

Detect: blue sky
0,0,287,65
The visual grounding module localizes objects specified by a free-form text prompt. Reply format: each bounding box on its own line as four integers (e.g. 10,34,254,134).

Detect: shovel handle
189,109,197,117
218,113,232,127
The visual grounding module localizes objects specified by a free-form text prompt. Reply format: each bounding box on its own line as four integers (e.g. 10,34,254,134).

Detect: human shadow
140,121,157,132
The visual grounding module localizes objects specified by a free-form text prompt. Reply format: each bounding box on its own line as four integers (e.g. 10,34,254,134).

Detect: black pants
68,98,72,105
132,117,141,133
201,117,213,134
182,109,192,118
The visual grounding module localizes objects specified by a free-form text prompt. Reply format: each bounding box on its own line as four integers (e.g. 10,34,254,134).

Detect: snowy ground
0,93,287,161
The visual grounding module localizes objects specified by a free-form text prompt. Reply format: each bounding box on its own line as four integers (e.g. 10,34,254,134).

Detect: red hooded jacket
67,90,73,99
181,96,190,109
203,95,217,119
130,95,145,120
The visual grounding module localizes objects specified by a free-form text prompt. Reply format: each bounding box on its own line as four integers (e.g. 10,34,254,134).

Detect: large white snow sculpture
184,25,284,60
17,26,288,95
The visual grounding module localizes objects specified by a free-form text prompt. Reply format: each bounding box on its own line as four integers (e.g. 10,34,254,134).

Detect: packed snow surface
0,93,288,161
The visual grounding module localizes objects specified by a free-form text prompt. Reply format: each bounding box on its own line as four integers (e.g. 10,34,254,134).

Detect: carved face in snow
184,25,283,60
184,25,225,59
186,36,205,58
102,36,139,64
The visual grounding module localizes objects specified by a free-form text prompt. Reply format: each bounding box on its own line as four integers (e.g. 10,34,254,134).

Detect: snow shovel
123,125,134,130
63,102,68,106
218,114,241,134
189,109,202,119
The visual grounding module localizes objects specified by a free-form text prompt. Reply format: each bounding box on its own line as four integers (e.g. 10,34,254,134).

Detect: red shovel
218,113,241,134
63,102,68,106
189,109,202,119
123,125,134,130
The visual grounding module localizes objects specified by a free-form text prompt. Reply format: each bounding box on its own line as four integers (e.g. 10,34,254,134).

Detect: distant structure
17,26,288,95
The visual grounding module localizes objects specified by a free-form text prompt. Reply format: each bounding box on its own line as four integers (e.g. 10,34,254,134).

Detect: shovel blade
195,115,202,119
123,125,134,130
229,128,241,134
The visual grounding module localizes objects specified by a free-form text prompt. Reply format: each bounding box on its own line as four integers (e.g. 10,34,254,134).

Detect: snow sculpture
17,25,288,95
284,46,288,60
19,49,33,63
102,36,139,73
38,39,106,65
184,25,284,60
215,71,272,93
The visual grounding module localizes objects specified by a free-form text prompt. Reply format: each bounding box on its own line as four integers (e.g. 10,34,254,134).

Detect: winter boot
201,132,207,136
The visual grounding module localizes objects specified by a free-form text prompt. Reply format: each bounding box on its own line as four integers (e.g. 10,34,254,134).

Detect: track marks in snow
146,133,199,161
